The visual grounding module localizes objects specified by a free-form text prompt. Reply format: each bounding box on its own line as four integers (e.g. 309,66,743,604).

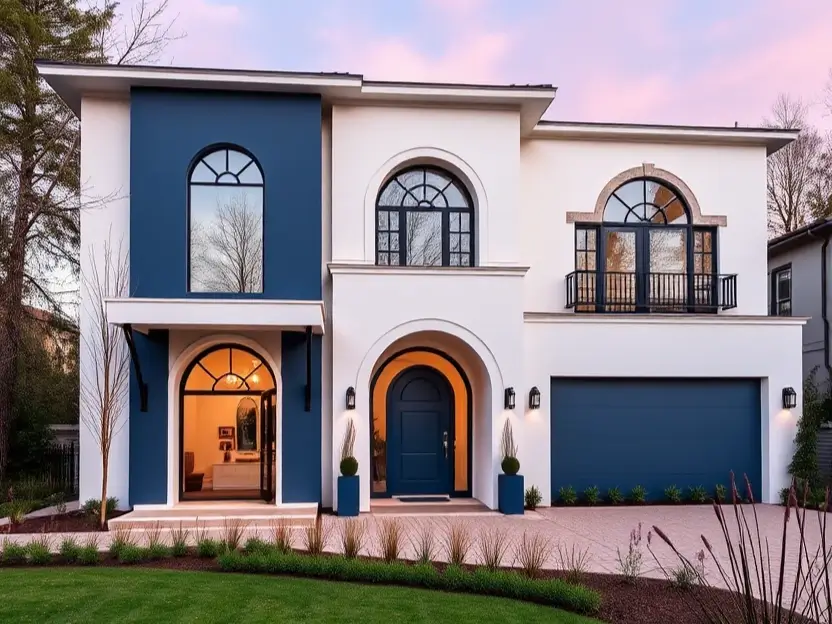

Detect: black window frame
770,263,792,317
375,166,475,267
186,143,265,294
574,177,719,312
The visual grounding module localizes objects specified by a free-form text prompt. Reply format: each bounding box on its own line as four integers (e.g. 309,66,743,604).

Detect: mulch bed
3,552,806,624
5,510,127,534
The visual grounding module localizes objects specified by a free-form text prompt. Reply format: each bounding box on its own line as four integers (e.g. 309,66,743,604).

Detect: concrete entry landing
109,502,317,530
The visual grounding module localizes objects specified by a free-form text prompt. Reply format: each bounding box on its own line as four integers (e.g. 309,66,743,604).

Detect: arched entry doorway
370,348,472,498
179,344,276,502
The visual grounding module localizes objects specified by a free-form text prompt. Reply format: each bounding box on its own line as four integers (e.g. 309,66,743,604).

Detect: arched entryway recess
168,335,281,506
356,322,502,508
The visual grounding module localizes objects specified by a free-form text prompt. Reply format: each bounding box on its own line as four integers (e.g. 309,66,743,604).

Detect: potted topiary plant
337,418,359,517
498,420,524,514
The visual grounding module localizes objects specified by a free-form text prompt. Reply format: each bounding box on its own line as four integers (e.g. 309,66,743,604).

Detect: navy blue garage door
550,378,761,502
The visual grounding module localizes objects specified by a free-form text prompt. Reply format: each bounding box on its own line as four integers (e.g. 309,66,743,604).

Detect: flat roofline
35,61,556,132
532,120,799,155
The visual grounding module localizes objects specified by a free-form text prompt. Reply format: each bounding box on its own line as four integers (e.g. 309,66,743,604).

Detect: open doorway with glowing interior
370,348,471,498
179,344,276,502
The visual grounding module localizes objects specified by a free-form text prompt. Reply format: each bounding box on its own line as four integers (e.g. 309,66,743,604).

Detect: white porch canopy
104,297,326,334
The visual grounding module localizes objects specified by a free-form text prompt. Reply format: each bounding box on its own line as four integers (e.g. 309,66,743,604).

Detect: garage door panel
550,378,761,502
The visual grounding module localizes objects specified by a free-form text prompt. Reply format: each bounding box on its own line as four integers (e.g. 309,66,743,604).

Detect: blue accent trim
550,378,762,503
129,88,322,300
337,476,359,517
498,474,525,515
386,366,453,496
129,330,169,506
281,331,321,503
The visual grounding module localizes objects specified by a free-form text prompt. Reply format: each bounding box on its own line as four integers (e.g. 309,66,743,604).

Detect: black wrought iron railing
565,271,738,313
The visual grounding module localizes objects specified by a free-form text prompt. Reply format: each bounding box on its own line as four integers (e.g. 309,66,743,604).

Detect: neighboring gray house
768,217,832,384
768,217,832,478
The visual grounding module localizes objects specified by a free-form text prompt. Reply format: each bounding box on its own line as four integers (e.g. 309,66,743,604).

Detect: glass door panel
604,229,637,311
648,229,687,310
259,389,276,502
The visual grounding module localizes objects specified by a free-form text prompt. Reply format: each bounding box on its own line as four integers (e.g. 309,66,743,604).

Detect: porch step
371,498,496,516
109,505,317,531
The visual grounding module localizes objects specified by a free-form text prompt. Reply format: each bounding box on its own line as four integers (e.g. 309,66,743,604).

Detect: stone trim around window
566,163,728,226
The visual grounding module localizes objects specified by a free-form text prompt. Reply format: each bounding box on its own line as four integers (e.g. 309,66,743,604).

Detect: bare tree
96,0,184,65
405,212,442,265
191,193,264,293
765,94,824,236
80,237,130,530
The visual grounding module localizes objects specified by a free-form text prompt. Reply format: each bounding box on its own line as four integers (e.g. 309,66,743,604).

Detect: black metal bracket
304,325,312,412
122,323,148,412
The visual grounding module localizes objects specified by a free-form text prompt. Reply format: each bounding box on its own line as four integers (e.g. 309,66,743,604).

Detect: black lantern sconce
345,386,356,410
504,387,516,410
529,386,541,410
782,386,797,409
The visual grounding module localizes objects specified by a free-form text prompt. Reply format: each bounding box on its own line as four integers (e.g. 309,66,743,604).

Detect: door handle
443,431,448,459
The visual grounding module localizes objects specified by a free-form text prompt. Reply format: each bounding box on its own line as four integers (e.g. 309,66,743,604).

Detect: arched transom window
573,176,719,312
188,146,264,294
376,166,474,267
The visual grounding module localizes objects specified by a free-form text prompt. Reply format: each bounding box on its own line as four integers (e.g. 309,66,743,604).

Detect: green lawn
0,568,602,623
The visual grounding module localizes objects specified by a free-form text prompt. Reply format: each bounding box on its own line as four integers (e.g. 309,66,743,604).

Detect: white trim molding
329,263,529,277
105,298,326,334
524,312,809,326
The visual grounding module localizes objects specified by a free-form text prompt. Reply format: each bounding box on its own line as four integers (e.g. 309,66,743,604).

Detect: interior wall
372,351,469,492
182,394,261,483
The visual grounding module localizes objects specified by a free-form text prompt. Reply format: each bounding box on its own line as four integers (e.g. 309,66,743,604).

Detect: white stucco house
38,60,803,514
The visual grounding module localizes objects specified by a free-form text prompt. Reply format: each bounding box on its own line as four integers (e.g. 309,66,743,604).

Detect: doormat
397,496,450,503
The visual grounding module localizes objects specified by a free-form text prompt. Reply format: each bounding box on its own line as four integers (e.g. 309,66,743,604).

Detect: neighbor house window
575,177,717,312
189,146,264,293
376,166,474,267
771,265,792,316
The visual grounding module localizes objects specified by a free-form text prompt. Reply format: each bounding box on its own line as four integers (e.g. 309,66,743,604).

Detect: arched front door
386,366,454,496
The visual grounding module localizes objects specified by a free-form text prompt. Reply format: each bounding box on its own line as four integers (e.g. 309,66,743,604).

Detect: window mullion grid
397,208,406,266
441,208,450,267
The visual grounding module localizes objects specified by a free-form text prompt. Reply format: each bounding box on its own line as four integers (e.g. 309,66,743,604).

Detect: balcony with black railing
565,271,738,313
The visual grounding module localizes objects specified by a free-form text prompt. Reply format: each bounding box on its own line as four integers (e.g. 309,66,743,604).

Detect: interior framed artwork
218,426,234,439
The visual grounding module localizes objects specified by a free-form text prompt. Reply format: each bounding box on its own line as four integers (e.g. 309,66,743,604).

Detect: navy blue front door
387,366,453,496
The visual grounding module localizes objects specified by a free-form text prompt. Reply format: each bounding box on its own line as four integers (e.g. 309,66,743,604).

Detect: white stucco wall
520,138,769,315
330,105,522,266
78,96,131,507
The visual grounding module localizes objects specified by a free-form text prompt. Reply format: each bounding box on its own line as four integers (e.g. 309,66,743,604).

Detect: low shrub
514,531,554,579
714,483,726,503
664,485,682,504
59,537,81,563
583,486,600,506
243,537,271,556
269,518,293,554
2,539,28,565
117,544,146,564
4,499,33,526
688,485,708,504
559,485,577,506
629,485,647,504
82,497,119,520
47,492,67,515
556,543,591,583
146,542,170,560
109,525,136,559
378,518,406,563
26,535,52,565
9,475,57,502
222,518,247,552
524,486,543,510
442,520,473,567
476,526,511,570
216,549,601,615
670,563,698,590
196,538,223,559
302,514,331,556
171,522,190,557
606,487,623,505
616,523,644,583
338,517,366,559
78,537,100,566
410,520,438,565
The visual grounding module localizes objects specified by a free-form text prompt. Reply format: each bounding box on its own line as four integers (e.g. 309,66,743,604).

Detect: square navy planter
337,475,359,517
498,474,524,515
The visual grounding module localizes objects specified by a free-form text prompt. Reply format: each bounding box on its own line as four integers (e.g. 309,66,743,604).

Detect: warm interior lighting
225,374,239,386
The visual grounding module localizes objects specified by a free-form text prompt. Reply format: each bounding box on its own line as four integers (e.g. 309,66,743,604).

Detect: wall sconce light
504,387,516,410
529,386,541,410
345,386,356,410
782,386,797,409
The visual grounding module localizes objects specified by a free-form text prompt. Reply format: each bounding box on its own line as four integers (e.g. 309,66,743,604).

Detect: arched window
376,166,474,267
574,177,717,312
188,146,264,293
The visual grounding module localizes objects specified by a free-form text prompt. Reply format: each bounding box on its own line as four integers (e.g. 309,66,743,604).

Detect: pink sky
152,0,832,129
